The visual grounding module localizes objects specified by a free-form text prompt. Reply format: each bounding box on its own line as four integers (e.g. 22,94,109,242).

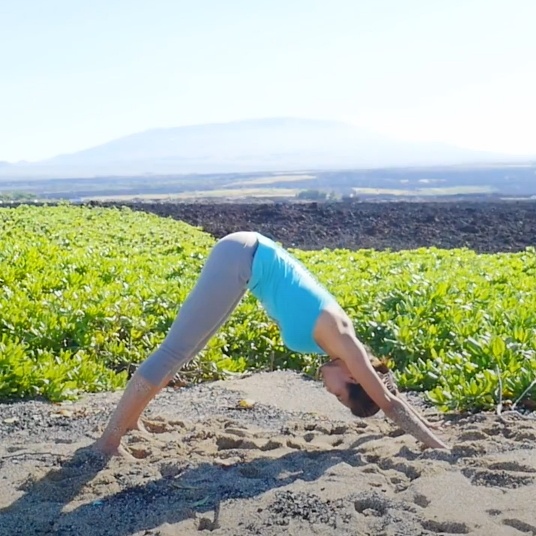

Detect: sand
1,371,535,536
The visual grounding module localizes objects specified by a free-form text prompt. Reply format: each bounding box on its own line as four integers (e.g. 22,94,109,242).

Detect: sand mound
1,371,535,535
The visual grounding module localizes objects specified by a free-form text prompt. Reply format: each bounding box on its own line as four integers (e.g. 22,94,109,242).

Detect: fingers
427,419,452,431
426,421,443,430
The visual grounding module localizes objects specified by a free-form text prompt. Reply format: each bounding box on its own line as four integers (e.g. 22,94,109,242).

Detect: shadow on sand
2,442,373,535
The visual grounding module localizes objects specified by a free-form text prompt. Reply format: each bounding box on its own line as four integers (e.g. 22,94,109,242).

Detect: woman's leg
94,232,259,455
137,231,259,385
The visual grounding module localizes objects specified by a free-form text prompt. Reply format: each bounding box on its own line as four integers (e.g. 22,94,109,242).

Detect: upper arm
335,333,395,410
314,309,395,411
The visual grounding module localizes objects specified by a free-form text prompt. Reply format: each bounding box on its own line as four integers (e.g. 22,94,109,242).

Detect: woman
94,232,448,456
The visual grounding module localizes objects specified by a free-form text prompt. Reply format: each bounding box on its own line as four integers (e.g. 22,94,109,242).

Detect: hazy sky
1,0,535,162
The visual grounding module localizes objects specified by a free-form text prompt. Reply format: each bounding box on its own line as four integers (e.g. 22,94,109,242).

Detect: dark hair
347,359,398,418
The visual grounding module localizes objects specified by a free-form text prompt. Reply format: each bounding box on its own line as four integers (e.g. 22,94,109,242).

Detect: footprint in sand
513,428,536,442
485,508,536,534
298,431,347,449
481,426,503,437
480,422,536,443
143,417,190,434
458,430,490,441
461,467,534,488
488,461,536,473
421,519,470,534
370,457,422,481
353,494,390,516
451,443,488,457
413,493,431,508
128,446,152,460
461,453,536,489
215,435,244,451
502,518,536,534
159,462,186,478
215,433,287,453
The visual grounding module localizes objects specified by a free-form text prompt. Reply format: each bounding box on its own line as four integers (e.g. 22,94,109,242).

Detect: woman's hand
422,434,450,450
385,397,451,450
424,419,448,431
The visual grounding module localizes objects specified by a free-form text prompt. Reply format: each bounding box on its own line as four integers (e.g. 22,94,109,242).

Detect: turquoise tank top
247,233,337,354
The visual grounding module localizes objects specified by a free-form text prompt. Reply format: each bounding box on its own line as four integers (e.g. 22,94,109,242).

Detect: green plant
1,205,535,411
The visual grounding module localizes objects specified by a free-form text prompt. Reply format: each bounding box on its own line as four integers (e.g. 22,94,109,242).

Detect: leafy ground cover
1,205,535,411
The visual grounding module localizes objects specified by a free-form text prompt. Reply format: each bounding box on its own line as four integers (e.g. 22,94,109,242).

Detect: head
319,355,398,417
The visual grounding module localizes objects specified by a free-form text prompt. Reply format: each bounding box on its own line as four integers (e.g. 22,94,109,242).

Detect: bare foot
92,439,136,461
127,419,154,441
115,444,137,461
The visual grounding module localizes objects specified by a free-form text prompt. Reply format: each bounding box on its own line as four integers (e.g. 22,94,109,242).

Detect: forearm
398,393,437,428
384,397,448,449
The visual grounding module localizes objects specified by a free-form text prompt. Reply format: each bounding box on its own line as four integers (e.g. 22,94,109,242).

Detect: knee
137,344,185,386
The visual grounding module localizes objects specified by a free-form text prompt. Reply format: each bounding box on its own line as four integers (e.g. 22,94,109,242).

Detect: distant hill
0,118,519,179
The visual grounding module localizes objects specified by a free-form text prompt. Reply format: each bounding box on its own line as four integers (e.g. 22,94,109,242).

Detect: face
318,359,358,408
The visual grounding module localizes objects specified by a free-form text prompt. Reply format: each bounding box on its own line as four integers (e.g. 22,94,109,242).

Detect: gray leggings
136,231,259,386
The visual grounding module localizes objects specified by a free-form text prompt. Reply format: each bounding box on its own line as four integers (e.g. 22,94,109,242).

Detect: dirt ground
1,372,536,536
92,199,536,253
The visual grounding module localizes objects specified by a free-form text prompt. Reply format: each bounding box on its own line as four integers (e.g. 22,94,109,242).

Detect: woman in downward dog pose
94,232,448,456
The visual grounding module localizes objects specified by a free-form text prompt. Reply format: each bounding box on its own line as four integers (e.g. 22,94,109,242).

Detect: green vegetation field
1,205,535,412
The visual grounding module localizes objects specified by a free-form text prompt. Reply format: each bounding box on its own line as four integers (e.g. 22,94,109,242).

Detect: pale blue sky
1,0,535,162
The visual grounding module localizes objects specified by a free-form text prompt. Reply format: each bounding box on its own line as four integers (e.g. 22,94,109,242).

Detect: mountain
0,118,513,178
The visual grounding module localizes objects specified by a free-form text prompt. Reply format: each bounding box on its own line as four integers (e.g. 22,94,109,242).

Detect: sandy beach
1,371,535,536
